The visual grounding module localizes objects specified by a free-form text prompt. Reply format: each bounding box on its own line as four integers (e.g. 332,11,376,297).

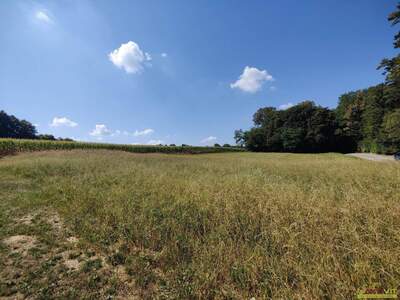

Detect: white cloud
201,136,217,144
50,117,78,128
108,128,155,138
230,66,274,93
278,102,295,110
133,128,154,137
35,10,53,23
161,53,168,58
147,139,164,145
90,124,112,138
269,86,277,91
108,41,151,74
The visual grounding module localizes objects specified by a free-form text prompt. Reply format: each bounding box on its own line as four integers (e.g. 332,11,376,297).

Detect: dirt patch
2,235,37,256
47,213,62,231
0,292,25,300
115,265,130,282
60,250,83,271
1,208,141,299
66,236,79,244
63,259,81,270
17,214,35,226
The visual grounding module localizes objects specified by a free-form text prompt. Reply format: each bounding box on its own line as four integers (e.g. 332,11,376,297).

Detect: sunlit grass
1,150,399,298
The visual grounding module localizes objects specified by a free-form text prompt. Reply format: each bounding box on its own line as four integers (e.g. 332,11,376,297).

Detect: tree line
235,4,400,154
0,110,72,141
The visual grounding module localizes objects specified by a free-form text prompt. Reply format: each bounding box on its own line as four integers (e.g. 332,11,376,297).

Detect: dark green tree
0,110,37,139
381,109,400,152
378,3,400,109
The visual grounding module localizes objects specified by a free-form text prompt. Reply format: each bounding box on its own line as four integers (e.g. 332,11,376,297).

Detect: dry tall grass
1,150,399,299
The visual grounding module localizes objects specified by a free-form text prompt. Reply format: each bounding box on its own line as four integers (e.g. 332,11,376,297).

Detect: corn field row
0,138,245,156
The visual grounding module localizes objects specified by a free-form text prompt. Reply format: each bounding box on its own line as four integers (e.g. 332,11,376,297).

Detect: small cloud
201,136,217,144
50,117,78,128
133,128,154,137
269,86,276,91
35,10,53,23
278,102,295,110
230,66,274,93
111,129,122,137
90,124,112,138
161,53,168,58
147,139,164,145
108,41,151,74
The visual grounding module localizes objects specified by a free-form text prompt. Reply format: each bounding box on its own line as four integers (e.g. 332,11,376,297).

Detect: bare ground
0,209,140,299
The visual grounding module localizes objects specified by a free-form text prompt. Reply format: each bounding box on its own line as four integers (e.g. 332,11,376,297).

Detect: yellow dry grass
1,150,399,299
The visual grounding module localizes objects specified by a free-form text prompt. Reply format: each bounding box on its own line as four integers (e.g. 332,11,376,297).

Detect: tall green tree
378,3,400,109
381,109,400,152
0,110,37,139
237,102,341,153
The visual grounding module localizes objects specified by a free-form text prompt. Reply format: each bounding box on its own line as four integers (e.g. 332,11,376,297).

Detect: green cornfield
0,138,244,156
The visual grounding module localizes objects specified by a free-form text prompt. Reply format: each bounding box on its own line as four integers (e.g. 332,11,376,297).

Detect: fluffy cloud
90,124,112,138
50,117,78,127
278,102,295,110
147,139,164,145
230,66,273,93
161,53,168,58
133,128,154,137
201,136,217,144
35,10,53,23
108,41,151,74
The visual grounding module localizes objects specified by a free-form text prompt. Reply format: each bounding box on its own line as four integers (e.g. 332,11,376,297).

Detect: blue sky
0,0,397,145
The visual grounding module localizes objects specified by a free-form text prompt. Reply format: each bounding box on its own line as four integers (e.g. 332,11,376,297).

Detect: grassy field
1,150,399,299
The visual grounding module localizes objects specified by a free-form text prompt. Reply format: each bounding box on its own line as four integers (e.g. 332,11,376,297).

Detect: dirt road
346,153,396,162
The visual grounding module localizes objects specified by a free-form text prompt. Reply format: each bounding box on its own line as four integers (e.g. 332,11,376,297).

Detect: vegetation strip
0,138,245,157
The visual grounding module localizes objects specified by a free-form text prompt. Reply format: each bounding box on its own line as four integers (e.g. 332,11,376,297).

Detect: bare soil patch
0,209,140,299
2,235,37,256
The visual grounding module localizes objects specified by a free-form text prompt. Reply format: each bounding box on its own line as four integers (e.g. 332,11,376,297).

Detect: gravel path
346,153,396,162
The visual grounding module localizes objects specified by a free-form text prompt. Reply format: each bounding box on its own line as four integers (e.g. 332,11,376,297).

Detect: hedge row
0,138,245,156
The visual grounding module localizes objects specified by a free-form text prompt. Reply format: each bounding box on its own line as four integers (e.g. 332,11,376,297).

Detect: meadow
0,150,399,299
